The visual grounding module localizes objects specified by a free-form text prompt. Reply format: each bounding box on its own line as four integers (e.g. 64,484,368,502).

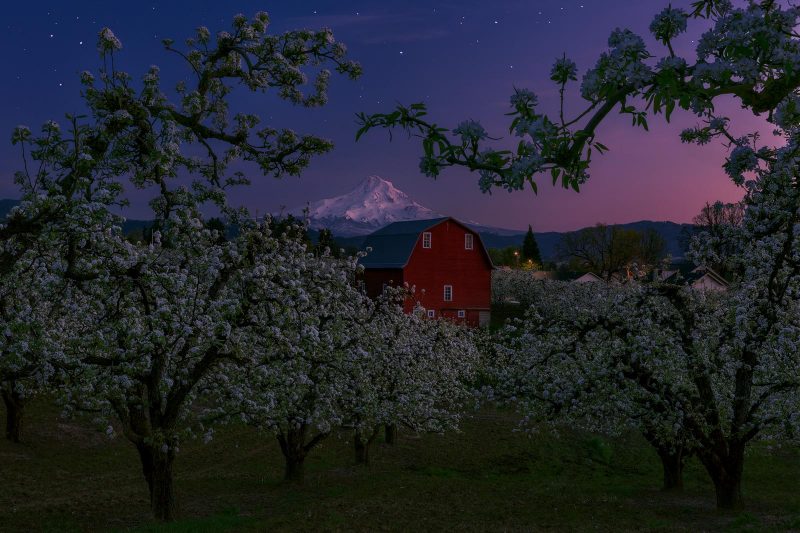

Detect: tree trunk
136,442,155,498
278,428,307,484
151,449,176,521
700,447,745,510
713,475,743,509
136,442,177,521
642,430,685,492
656,446,685,491
1,386,24,443
354,428,379,466
385,424,396,445
354,433,369,465
284,454,305,482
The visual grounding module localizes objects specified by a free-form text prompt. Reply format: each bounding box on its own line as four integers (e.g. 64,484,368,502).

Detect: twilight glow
0,0,764,231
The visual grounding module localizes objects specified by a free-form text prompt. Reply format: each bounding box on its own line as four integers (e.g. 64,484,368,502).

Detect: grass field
1,399,799,532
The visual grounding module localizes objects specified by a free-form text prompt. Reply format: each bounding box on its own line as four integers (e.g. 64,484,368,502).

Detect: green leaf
423,138,433,157
665,100,675,122
551,167,560,186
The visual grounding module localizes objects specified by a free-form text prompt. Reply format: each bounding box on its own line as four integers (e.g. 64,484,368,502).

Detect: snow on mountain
288,175,442,236
283,176,691,259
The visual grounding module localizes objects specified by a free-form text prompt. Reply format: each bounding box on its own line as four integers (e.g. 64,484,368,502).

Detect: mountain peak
360,175,391,188
289,175,440,236
353,175,406,199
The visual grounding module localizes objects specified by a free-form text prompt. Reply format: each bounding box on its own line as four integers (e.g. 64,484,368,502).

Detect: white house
572,272,605,283
659,264,729,291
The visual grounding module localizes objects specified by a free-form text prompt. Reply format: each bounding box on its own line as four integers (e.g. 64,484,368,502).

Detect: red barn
359,217,493,327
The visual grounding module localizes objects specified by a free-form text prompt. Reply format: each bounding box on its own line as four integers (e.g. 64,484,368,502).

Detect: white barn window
457,310,466,318
427,309,435,318
422,232,432,249
464,233,473,250
444,285,453,302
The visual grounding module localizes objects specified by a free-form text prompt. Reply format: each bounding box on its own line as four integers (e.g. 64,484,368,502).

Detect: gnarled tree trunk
713,474,743,509
699,445,745,510
278,427,308,484
643,430,685,491
276,424,329,483
136,441,177,521
655,445,685,491
1,385,24,443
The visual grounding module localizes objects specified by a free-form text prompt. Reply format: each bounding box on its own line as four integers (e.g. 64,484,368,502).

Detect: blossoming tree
210,273,479,479
3,112,130,443
345,292,480,465
8,12,360,521
358,0,800,509
357,1,800,194
205,228,382,482
491,281,713,493
492,269,800,508
0,249,63,442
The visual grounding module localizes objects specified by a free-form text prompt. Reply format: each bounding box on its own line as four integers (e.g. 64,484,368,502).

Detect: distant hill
0,194,693,259
284,176,693,259
331,220,692,261
475,220,692,260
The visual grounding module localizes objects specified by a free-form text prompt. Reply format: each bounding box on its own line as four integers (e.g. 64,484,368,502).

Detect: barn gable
359,217,493,269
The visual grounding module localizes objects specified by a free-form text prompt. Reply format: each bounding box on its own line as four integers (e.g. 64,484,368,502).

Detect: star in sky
0,0,749,232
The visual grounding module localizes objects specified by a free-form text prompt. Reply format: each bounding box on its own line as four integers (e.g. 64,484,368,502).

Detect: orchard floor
1,401,799,532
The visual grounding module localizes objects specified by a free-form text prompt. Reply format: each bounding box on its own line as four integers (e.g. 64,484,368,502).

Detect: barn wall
361,268,404,299
402,220,492,322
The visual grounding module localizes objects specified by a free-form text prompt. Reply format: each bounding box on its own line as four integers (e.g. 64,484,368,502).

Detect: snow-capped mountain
283,176,690,259
288,175,442,236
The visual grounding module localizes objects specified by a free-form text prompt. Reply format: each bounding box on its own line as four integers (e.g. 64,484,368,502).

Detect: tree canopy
357,0,800,196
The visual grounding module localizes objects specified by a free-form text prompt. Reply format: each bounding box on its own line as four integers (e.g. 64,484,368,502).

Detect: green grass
133,508,253,532
1,400,799,532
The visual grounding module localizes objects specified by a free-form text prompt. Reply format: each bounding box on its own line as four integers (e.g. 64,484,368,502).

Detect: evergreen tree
316,228,340,257
521,225,542,265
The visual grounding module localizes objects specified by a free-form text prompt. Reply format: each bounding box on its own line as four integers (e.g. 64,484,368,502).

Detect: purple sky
1,1,763,231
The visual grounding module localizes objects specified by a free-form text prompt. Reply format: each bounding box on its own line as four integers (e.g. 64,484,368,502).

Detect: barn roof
359,217,493,269
369,217,449,237
359,218,447,269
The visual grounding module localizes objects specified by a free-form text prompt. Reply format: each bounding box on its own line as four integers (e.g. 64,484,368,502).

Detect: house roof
359,217,493,269
572,272,605,283
661,263,729,287
554,271,599,282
